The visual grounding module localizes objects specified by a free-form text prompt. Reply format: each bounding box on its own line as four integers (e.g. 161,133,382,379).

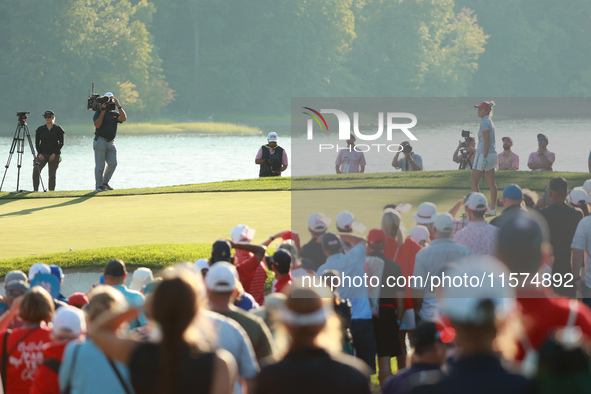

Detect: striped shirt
236,254,268,306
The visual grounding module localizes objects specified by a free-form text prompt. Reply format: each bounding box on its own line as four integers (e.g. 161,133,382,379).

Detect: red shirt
0,325,52,394
272,273,292,294
236,254,268,305
516,288,591,360
30,341,70,394
383,237,423,310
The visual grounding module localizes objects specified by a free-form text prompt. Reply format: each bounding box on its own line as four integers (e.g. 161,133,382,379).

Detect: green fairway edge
1,171,588,199
0,243,210,276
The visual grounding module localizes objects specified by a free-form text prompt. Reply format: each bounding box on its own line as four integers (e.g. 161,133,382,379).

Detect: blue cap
503,184,523,200
49,265,64,281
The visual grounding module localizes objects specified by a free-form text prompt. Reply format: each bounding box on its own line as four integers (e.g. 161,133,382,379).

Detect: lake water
0,134,292,192
0,117,588,192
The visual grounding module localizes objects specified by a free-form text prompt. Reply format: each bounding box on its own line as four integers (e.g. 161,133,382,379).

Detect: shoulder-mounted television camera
87,82,116,111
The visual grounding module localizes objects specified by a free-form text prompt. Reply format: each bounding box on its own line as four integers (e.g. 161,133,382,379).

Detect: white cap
28,263,51,281
441,256,515,325
104,92,114,98
335,211,366,233
433,213,454,234
583,179,591,199
129,267,154,291
52,306,86,338
194,258,210,272
412,202,437,224
268,132,278,142
230,224,256,243
205,262,237,292
465,193,488,211
409,226,430,243
568,187,590,206
308,212,331,233
281,302,332,327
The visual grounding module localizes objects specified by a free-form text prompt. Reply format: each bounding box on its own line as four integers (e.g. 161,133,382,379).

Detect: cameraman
453,133,476,169
392,141,423,171
255,132,288,177
33,110,64,192
93,92,126,191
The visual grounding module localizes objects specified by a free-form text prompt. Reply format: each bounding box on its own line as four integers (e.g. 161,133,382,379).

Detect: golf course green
1,170,589,274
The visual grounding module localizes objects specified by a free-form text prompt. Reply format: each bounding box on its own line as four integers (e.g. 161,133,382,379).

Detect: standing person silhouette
471,101,498,217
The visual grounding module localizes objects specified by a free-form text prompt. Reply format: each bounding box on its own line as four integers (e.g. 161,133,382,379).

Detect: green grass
0,243,210,276
0,177,292,199
292,170,591,192
1,170,587,199
1,170,589,266
0,191,290,260
118,121,261,135
0,120,262,137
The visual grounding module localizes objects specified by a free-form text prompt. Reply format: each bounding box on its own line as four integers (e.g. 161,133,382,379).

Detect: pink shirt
497,151,519,170
255,146,288,165
528,151,555,171
335,149,366,173
453,220,498,257
453,216,470,237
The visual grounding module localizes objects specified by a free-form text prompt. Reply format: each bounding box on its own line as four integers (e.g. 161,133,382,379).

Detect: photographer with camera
453,130,475,170
33,110,64,192
392,141,423,171
255,132,288,177
93,92,126,192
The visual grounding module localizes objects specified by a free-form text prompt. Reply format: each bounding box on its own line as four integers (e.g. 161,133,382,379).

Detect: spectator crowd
1,177,591,394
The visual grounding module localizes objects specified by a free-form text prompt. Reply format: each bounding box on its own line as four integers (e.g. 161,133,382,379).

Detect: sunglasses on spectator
44,116,54,119
538,138,546,142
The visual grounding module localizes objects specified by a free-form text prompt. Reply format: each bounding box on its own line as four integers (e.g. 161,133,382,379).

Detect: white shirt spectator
411,238,473,321
571,216,591,288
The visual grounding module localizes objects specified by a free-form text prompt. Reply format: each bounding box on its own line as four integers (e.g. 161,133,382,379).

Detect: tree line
0,0,588,120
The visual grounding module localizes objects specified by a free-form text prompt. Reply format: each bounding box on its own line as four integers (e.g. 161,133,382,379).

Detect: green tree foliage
1,0,590,120
0,0,172,118
348,0,487,97
151,0,356,115
457,0,591,97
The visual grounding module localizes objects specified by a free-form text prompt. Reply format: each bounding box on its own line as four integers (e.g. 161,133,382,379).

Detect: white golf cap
465,193,488,211
28,263,51,281
409,225,430,243
268,132,278,142
205,262,238,292
335,211,366,233
433,213,454,234
129,267,154,291
52,306,86,338
568,187,590,206
583,179,591,199
308,212,331,233
194,258,210,272
441,256,515,325
412,202,437,224
230,224,256,243
103,92,114,97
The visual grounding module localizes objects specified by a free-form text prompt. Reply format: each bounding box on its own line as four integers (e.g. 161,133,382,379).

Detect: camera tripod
0,114,46,192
